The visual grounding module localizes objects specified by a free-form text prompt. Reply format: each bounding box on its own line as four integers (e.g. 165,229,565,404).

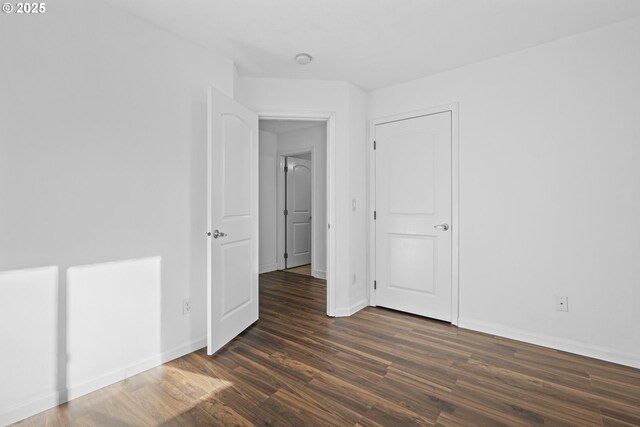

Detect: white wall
277,125,328,277
258,130,279,272
369,17,640,368
237,78,369,315
0,0,235,423
348,86,369,308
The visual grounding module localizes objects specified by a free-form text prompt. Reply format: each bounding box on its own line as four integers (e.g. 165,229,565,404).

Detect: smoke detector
294,53,313,65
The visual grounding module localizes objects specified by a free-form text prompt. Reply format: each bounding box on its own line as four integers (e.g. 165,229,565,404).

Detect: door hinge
284,253,288,259
284,209,288,216
374,280,377,290
373,211,377,220
373,140,376,150
284,166,289,173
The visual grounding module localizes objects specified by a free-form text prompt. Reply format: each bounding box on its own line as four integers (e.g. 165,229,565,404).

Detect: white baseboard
0,337,206,427
458,318,640,369
334,298,369,317
312,269,326,279
259,263,278,274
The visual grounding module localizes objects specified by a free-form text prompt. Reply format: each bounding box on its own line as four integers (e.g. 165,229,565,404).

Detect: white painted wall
369,17,640,368
277,124,328,277
348,85,369,310
295,152,312,161
0,0,235,423
237,78,369,315
258,130,279,273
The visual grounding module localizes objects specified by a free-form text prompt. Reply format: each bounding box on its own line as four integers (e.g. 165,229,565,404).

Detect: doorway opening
206,89,335,357
258,119,328,282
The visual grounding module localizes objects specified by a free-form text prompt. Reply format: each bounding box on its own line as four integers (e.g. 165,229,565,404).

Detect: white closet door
375,111,452,321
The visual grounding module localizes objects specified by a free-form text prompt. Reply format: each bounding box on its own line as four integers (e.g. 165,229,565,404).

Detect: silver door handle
434,223,449,231
210,229,227,239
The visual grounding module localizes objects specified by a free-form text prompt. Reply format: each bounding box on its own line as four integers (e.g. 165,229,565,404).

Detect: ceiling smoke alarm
294,53,313,65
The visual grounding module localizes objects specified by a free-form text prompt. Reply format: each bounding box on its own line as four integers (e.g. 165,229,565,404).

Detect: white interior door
207,88,258,355
286,157,312,268
374,111,452,321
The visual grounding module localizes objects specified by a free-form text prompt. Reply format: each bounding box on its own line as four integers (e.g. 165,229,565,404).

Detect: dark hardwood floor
284,264,312,276
15,271,640,426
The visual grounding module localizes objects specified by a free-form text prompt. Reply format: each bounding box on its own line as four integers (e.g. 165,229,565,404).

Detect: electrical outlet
556,296,568,312
182,298,192,315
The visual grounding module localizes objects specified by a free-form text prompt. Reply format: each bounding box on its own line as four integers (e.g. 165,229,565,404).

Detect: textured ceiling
103,0,640,90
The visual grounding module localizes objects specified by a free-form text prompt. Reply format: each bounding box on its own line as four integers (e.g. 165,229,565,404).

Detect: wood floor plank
12,270,640,426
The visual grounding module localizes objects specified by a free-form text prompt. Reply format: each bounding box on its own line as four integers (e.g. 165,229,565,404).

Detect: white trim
259,111,337,317
0,337,207,427
206,89,213,354
368,117,376,308
450,106,460,326
458,318,640,369
368,103,460,325
334,298,369,317
259,263,278,274
312,269,326,279
326,115,337,317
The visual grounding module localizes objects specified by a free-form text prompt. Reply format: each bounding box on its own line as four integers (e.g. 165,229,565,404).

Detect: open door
207,88,258,355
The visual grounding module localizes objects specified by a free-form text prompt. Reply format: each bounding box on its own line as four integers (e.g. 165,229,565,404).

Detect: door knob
211,229,227,239
434,223,450,231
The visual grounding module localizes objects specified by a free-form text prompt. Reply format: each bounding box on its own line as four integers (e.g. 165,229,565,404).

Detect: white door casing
373,111,454,322
207,88,259,355
286,157,312,268
261,111,336,317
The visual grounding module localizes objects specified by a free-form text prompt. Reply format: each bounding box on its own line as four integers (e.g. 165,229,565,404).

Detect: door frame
260,111,337,317
368,103,460,325
277,151,314,272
